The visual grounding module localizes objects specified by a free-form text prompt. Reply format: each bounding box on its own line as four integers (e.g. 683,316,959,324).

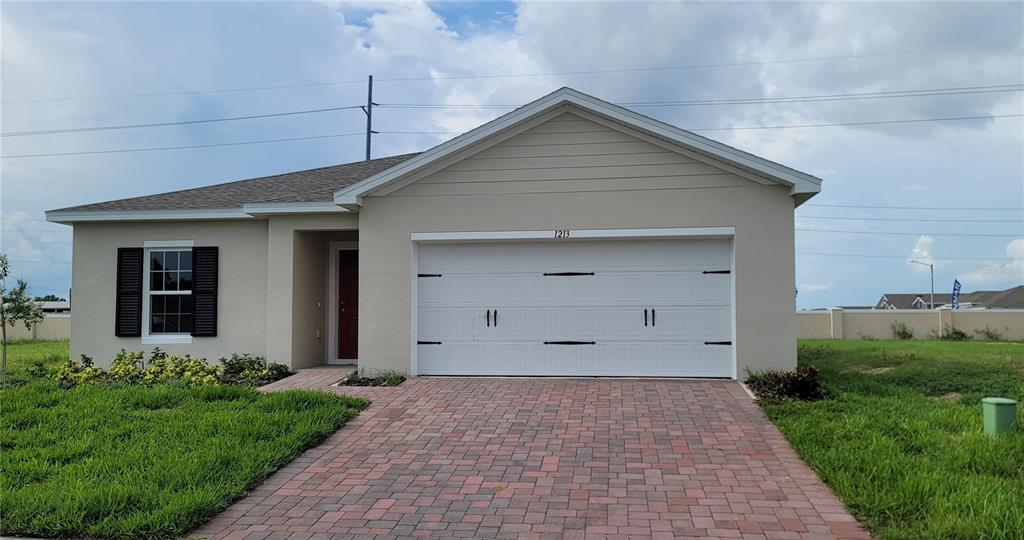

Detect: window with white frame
146,249,193,334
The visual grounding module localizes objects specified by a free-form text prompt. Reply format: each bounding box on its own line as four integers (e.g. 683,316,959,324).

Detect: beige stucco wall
264,214,358,367
70,220,270,367
5,316,70,341
797,309,1024,340
796,312,832,339
358,111,799,377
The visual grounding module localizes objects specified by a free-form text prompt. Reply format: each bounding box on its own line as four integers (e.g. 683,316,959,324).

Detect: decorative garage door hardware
542,272,595,276
417,340,442,345
702,269,731,274
704,341,732,345
417,273,442,277
644,309,657,327
485,309,499,327
544,341,597,345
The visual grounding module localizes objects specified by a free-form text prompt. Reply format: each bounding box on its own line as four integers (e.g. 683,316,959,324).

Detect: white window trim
141,243,194,345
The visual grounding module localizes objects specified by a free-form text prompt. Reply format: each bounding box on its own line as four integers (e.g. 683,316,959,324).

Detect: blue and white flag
952,279,961,310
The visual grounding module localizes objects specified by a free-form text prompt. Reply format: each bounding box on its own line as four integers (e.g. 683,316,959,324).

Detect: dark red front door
337,250,358,359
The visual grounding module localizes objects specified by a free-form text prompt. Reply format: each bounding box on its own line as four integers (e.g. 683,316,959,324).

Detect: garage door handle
704,341,732,345
702,270,731,275
544,341,596,345
417,341,442,345
486,309,491,327
644,309,648,327
493,309,498,327
543,272,595,276
652,309,656,327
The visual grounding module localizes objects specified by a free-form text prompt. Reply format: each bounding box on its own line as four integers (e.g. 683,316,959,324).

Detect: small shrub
218,353,291,385
744,366,824,401
142,355,220,386
891,321,915,340
26,360,49,379
340,369,407,387
857,333,878,341
53,355,105,388
932,325,972,341
108,349,145,383
974,325,1007,341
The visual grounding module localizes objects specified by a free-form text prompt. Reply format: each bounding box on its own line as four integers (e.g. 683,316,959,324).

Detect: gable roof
876,294,931,309
46,153,418,223
334,87,822,209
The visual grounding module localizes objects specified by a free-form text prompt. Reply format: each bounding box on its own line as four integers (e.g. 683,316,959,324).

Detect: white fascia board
45,208,252,224
242,202,348,215
334,87,822,206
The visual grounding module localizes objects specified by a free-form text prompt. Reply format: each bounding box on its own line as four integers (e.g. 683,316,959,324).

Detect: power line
8,83,1016,138
375,44,1021,82
796,228,1019,237
1,105,363,137
805,203,1023,211
378,84,1024,109
797,251,1016,261
1,132,365,158
797,215,1024,223
3,43,1017,104
7,112,1021,159
378,113,1024,136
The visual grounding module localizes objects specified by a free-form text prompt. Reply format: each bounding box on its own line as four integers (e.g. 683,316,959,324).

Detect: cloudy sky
1,1,1022,308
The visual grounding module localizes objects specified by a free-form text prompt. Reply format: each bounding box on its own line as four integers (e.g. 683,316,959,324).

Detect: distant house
40,300,71,314
875,285,1024,310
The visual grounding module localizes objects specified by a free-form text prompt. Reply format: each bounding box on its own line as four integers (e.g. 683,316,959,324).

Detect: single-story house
47,87,822,378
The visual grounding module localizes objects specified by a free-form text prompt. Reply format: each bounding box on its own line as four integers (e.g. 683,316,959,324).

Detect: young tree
1,253,45,383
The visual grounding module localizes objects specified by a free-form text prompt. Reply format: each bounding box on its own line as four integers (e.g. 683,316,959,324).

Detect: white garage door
415,238,733,377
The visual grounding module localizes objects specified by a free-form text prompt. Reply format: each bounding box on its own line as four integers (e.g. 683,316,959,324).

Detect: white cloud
907,235,935,268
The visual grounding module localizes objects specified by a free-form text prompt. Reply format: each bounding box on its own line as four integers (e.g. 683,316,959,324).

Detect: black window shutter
191,246,218,337
115,248,144,337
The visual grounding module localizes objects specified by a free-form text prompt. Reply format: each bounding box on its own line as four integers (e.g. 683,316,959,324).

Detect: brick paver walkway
194,371,867,539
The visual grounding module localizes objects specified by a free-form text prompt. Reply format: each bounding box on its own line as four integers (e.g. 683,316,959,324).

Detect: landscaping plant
890,321,915,340
0,253,45,385
744,365,824,401
341,368,406,386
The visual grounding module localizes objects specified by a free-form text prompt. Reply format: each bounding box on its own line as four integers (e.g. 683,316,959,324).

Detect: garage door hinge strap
543,272,595,276
544,341,596,345
702,270,731,274
417,273,442,278
417,340,442,345
704,341,732,345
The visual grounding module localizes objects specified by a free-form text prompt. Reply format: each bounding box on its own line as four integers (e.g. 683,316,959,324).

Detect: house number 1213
553,229,571,239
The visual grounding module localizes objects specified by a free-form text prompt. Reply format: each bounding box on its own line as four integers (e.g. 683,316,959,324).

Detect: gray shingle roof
51,153,419,213
877,286,1024,309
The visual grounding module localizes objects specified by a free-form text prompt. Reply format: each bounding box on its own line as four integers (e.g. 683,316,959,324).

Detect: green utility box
982,397,1017,436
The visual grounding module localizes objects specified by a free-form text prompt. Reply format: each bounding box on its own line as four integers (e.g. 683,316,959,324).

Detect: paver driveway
195,371,867,539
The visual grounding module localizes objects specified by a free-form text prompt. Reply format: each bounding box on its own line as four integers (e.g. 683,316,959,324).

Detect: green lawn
2,339,69,376
761,340,1024,539
0,341,368,539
